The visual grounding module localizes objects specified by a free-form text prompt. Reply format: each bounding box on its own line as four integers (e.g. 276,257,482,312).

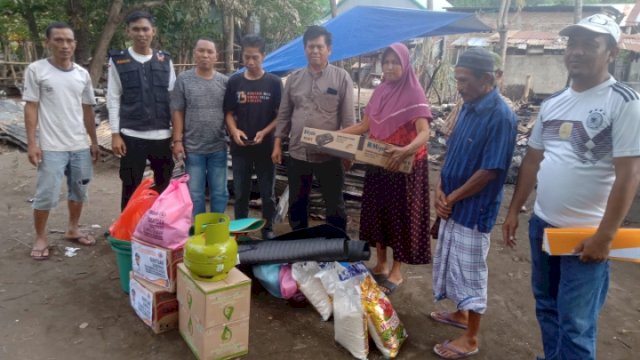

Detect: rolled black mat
237,238,370,265
271,223,350,241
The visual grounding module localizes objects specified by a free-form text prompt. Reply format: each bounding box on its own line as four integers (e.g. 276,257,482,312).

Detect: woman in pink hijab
342,42,432,294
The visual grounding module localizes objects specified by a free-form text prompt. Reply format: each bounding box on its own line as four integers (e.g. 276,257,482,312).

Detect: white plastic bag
316,262,345,298
292,262,333,321
333,263,369,359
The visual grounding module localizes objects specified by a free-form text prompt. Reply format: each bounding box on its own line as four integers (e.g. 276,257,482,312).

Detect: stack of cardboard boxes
177,263,252,360
129,239,184,334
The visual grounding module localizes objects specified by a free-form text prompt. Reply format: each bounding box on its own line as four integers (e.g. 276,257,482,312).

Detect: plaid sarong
432,218,491,314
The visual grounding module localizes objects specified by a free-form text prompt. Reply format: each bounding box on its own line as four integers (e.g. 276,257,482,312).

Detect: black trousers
287,157,346,231
119,134,174,210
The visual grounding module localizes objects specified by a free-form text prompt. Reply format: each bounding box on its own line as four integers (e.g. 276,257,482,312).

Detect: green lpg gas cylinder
184,213,238,282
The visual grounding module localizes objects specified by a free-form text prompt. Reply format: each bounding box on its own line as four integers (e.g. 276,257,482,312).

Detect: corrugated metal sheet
451,37,490,47
454,31,565,50
620,34,640,53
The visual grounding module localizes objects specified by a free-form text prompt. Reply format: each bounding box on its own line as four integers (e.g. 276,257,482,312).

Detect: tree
329,0,337,18
497,0,512,74
496,0,526,75
1,0,64,58
253,0,326,51
87,0,164,86
574,0,583,24
2,0,327,83
154,0,220,66
67,0,91,64
211,0,326,71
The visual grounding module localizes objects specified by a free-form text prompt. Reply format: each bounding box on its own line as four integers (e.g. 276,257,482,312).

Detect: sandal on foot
367,268,389,283
433,340,479,359
378,278,402,295
30,246,50,261
430,311,468,330
64,233,96,246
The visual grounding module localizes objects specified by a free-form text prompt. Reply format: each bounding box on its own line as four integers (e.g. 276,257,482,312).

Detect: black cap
456,47,495,73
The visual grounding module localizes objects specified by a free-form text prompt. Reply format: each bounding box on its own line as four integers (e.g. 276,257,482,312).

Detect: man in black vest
107,10,175,210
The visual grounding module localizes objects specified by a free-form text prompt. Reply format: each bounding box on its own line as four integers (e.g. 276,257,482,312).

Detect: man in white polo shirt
503,14,640,360
23,22,99,260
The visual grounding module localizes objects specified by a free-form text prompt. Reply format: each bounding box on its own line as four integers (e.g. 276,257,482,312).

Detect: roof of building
452,31,566,50
447,4,624,18
620,33,640,52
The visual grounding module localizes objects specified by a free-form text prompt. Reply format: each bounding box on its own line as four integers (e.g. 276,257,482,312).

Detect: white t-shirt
22,59,96,152
529,77,640,227
106,47,176,140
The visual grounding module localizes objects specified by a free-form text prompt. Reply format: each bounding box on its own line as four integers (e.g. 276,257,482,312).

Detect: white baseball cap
560,14,621,43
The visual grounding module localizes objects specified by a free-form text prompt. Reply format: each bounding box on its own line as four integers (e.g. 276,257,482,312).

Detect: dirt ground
0,146,638,360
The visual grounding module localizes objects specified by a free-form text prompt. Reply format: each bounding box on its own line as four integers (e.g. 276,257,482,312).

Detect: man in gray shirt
171,38,228,216
272,26,355,231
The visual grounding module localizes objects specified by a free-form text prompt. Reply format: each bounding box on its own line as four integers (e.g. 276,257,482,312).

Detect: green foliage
257,0,327,51
0,0,329,63
0,0,67,59
154,0,222,63
0,0,65,40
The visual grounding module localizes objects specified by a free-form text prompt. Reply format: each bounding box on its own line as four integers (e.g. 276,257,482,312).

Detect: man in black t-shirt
224,35,283,239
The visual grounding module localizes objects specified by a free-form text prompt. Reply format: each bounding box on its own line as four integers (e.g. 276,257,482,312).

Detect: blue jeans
185,151,228,217
529,214,609,360
231,149,275,230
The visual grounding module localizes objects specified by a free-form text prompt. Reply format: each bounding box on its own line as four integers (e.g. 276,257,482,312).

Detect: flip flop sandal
430,311,468,330
64,233,96,246
378,279,402,295
433,340,479,359
31,246,50,261
367,268,389,283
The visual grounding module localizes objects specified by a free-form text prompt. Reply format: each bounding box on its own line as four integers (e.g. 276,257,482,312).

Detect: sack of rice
292,262,333,321
361,276,408,358
333,263,369,359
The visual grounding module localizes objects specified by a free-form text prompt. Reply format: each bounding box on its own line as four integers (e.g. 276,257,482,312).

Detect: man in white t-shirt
107,10,176,210
502,14,640,360
23,22,99,260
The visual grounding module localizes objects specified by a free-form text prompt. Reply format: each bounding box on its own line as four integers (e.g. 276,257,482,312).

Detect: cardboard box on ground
177,263,252,360
301,127,415,174
129,273,179,334
131,238,184,292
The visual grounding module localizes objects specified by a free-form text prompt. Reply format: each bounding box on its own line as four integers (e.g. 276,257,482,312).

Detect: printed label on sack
132,241,169,281
140,210,167,241
338,262,368,281
130,278,153,324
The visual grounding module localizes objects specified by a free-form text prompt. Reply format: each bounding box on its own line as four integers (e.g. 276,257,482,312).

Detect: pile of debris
428,101,540,185
0,98,27,150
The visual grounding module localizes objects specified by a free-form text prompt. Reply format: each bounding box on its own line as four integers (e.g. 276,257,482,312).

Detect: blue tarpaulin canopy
262,6,492,74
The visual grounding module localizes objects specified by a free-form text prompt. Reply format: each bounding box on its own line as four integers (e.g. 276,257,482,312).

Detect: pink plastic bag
279,264,301,300
133,175,193,249
109,178,158,241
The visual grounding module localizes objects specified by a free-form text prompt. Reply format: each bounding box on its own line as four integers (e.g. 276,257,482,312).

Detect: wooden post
522,74,532,103
224,13,235,73
357,55,362,121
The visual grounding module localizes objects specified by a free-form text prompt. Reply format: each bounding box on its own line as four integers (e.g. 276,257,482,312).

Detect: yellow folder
543,228,640,263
